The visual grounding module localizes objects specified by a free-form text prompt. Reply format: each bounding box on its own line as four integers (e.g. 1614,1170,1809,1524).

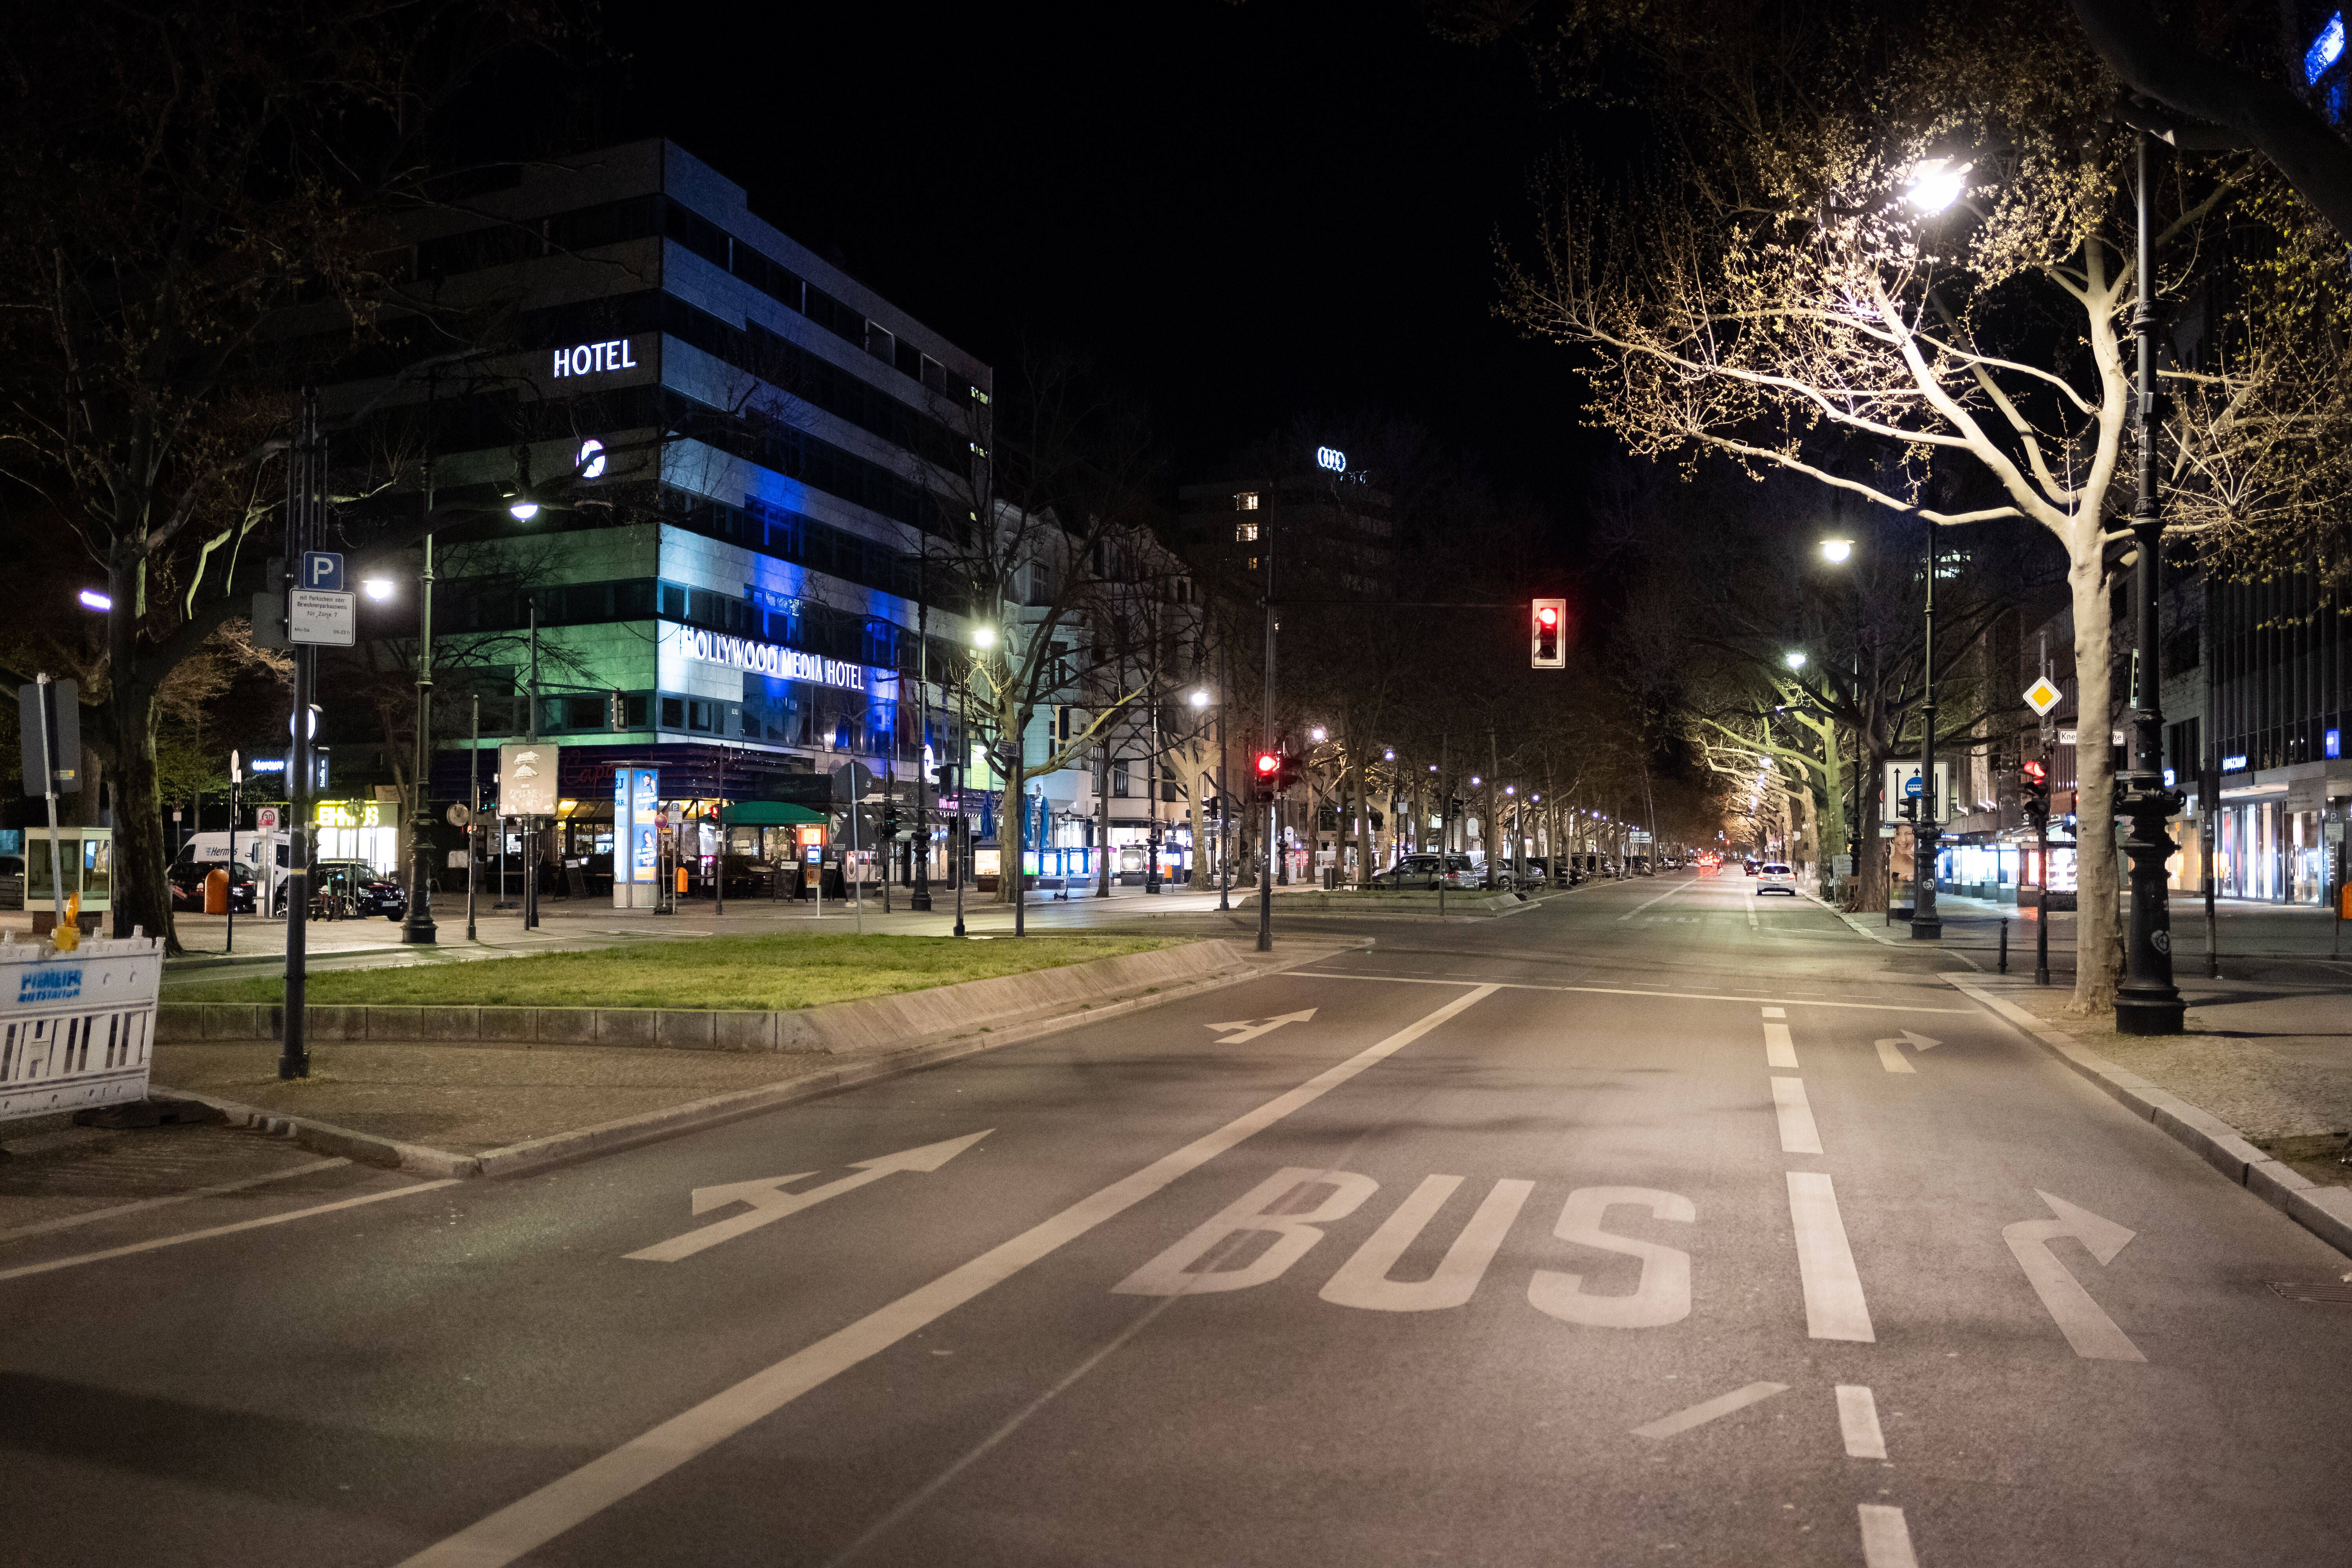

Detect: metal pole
2036,812,2051,985
34,674,66,938
523,601,539,932
1258,499,1276,952
466,695,479,941
281,391,319,1080
1439,732,1449,918
1912,510,1942,940
226,770,237,955
1217,659,1232,911
912,550,933,911
2202,571,2219,977
2114,126,2187,1033
401,380,438,944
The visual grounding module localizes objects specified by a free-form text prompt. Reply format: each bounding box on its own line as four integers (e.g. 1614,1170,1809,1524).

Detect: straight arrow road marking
1873,1030,1940,1073
1629,1381,1788,1439
624,1131,992,1263
1204,1009,1317,1044
2002,1190,2144,1361
399,984,1501,1568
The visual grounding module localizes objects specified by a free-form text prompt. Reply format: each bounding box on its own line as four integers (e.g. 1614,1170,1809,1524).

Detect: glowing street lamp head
1189,688,1210,708
1784,650,1808,670
1820,537,1854,564
1310,726,1327,743
508,499,541,522
362,577,396,602
76,588,112,612
972,625,997,650
1904,158,1968,214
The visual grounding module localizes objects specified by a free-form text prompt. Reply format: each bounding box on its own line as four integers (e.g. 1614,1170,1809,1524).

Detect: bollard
1998,919,2008,975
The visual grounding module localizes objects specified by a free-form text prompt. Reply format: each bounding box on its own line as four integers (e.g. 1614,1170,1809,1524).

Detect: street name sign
2023,676,2062,715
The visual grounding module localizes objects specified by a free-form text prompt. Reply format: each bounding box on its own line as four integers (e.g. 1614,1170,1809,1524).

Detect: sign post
18,675,80,942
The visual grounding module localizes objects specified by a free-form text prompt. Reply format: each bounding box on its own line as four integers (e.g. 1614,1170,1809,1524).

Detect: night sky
589,0,1589,513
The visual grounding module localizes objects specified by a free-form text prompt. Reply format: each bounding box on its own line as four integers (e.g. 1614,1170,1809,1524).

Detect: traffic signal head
2020,757,2050,822
1251,750,1280,802
1530,598,1566,669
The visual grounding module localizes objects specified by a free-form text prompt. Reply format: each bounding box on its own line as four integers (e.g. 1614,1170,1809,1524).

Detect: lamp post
2113,125,2187,1033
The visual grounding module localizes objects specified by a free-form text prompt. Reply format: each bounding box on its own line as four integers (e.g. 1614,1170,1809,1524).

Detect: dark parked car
1369,853,1475,889
312,860,407,920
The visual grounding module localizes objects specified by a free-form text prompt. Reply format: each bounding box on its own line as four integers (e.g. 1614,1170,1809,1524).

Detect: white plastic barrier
0,932,164,1125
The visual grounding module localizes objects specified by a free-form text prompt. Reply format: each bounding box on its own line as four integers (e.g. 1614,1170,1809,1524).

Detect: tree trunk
1854,736,1893,913
2067,559,2122,1013
104,677,176,950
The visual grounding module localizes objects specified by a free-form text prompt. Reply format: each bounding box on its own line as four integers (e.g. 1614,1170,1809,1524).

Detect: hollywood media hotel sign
679,627,868,692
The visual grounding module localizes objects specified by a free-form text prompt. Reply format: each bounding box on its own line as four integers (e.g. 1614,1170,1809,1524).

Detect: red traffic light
1537,605,1558,628
2021,759,2047,785
1254,752,1279,775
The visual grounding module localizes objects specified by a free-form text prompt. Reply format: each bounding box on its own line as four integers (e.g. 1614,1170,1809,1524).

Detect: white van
174,830,292,911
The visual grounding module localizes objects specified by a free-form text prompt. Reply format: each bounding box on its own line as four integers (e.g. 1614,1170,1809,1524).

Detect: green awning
722,801,829,826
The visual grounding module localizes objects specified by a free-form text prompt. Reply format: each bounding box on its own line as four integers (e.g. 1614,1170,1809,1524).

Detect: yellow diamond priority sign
2023,676,2062,716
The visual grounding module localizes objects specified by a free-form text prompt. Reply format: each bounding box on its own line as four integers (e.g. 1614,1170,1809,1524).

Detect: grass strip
174,933,1177,1011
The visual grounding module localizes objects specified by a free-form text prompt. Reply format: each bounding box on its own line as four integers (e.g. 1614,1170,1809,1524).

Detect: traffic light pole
1259,516,1277,953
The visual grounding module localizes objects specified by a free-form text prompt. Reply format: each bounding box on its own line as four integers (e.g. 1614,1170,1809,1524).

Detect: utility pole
280,390,323,1081
400,370,438,945
2201,570,2219,978
912,545,933,911
466,695,479,942
523,600,540,933
1911,510,1943,940
1258,498,1277,953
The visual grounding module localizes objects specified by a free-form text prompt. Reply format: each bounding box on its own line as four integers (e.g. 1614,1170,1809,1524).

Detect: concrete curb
151,940,1356,1182
1943,974,2352,1261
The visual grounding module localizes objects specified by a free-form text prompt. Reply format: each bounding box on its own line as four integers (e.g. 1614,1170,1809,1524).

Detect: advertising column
613,768,661,909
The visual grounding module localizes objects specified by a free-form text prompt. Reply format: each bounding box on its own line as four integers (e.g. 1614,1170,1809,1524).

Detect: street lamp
1784,650,1808,670
2112,124,2187,1034
362,576,396,602
1904,158,1969,214
1189,688,1210,708
76,588,112,612
1820,538,1854,564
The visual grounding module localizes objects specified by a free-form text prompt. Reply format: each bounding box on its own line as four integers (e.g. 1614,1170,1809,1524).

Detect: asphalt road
7,871,2350,1566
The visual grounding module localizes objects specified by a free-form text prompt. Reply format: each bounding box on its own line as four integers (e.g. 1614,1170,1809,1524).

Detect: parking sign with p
301,551,345,592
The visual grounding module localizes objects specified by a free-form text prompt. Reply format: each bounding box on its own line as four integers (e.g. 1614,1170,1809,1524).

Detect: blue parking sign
300,551,345,591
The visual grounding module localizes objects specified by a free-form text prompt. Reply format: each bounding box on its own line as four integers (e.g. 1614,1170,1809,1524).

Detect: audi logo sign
1315,445,1347,472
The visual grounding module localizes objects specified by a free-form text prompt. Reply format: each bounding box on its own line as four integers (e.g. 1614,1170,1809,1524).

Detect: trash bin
204,865,230,915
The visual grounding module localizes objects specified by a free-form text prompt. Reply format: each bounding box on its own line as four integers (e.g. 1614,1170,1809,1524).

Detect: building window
1237,492,1259,510
2162,629,2200,678
1235,522,1259,543
661,697,685,730
1113,764,1131,798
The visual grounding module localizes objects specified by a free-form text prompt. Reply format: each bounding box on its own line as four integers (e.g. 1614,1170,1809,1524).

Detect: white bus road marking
393,985,1501,1568
1786,1172,1875,1342
1858,1504,1920,1568
1764,1021,1798,1069
1771,1077,1823,1155
1286,972,1971,1016
1837,1385,1888,1458
624,1131,991,1264
2002,1191,2144,1362
1318,1175,1532,1312
0,1177,461,1283
1629,1381,1789,1439
0,1156,349,1245
1529,1187,1695,1329
1114,1166,1379,1297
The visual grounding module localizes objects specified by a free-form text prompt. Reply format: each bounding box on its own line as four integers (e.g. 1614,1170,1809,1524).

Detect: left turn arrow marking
626,1129,993,1263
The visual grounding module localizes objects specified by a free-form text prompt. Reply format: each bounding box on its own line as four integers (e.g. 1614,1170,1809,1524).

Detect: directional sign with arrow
2002,1190,2143,1361
625,1130,991,1263
1206,1009,1317,1044
1873,1030,1940,1073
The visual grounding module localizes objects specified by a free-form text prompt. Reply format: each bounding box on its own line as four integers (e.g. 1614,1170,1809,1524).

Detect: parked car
169,859,258,914
312,860,407,920
1756,862,1798,896
1369,854,1475,890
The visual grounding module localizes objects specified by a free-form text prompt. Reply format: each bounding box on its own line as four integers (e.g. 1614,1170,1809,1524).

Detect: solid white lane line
1875,1038,1916,1074
0,1177,461,1283
1285,973,1970,1015
1857,1504,1920,1568
1616,883,1692,921
1764,1022,1798,1069
1786,1172,1875,1342
1629,1381,1789,1439
1836,1385,1888,1459
395,985,1503,1568
1771,1077,1822,1155
0,1156,349,1245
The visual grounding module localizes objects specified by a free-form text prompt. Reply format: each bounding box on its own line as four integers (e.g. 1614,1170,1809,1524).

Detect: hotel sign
552,339,640,378
679,627,869,692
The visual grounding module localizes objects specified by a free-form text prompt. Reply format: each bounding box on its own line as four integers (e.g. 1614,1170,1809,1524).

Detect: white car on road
1756,862,1797,895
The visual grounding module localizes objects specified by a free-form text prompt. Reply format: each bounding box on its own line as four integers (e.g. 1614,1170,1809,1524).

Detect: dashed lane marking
1771,1077,1823,1155
1787,1172,1875,1342
1764,1022,1798,1069
1858,1504,1920,1567
1629,1381,1789,1439
1837,1385,1887,1459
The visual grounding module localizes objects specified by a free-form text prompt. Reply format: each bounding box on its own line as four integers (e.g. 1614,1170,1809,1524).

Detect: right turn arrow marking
1873,1030,1941,1073
2002,1190,2144,1361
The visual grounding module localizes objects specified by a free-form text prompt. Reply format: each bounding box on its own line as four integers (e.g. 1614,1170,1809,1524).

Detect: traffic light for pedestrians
2020,758,2050,824
1530,598,1566,669
1251,749,1281,802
